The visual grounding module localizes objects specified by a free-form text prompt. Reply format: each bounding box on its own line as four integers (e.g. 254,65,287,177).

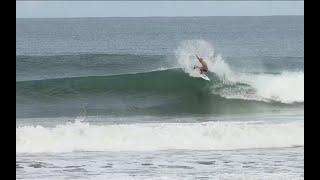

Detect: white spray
174,40,304,104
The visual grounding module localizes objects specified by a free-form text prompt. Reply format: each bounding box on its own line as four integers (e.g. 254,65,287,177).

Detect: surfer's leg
200,67,208,74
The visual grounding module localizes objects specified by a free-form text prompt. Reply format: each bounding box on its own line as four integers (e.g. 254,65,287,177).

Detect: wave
16,40,304,117
16,68,303,103
16,68,304,118
16,120,304,153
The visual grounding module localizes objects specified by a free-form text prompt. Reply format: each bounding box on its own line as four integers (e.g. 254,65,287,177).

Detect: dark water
17,67,303,118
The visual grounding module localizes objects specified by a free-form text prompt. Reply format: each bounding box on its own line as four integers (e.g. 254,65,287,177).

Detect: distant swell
16,121,304,153
16,54,173,82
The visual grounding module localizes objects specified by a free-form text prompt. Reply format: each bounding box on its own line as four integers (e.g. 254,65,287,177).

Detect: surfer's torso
199,59,208,72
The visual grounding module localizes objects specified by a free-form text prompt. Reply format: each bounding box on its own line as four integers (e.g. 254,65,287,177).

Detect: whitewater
17,119,303,153
175,40,304,104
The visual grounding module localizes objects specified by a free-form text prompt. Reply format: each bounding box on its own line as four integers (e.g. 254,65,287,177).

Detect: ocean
16,16,304,179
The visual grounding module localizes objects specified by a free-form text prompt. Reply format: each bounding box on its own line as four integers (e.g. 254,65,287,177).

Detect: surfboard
193,66,210,81
200,73,210,81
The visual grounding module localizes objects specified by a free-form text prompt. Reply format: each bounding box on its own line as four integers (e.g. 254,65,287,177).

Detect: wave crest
175,40,304,103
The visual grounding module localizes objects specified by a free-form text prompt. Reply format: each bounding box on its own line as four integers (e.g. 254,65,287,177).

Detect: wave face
16,68,303,118
16,120,304,153
16,40,303,118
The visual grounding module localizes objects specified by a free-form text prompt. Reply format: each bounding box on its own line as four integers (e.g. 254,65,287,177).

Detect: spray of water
174,40,304,103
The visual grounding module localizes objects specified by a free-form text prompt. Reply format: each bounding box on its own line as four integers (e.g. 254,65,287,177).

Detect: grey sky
16,1,304,18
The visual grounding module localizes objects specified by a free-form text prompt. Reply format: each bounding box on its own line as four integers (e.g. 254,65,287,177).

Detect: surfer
194,55,208,74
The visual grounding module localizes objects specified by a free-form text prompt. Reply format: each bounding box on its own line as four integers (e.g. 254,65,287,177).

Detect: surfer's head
196,55,205,63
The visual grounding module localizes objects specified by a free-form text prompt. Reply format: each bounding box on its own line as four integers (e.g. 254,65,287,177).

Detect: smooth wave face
16,120,304,153
16,68,303,118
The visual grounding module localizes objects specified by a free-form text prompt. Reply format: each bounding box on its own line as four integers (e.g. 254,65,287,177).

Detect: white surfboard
200,73,210,81
193,67,210,81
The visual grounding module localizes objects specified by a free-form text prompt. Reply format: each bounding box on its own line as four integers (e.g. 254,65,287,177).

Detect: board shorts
201,68,208,73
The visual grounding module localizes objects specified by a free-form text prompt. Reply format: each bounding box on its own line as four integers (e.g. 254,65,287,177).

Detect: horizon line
16,15,304,19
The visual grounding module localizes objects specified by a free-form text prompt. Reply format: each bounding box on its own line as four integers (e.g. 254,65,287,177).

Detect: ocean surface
16,16,304,179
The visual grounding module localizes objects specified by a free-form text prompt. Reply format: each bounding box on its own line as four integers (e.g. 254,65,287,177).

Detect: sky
16,1,304,18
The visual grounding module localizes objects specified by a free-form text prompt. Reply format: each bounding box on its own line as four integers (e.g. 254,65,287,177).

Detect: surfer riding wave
194,55,208,74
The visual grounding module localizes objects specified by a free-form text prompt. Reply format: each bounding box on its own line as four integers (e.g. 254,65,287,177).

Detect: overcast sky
16,1,304,18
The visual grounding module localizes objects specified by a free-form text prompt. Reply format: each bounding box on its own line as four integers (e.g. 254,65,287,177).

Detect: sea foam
17,120,303,153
